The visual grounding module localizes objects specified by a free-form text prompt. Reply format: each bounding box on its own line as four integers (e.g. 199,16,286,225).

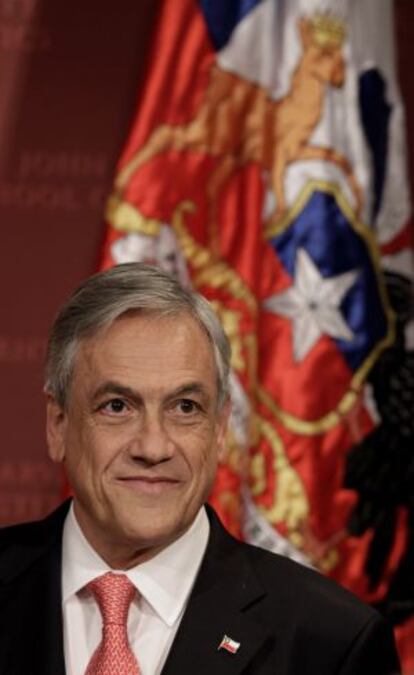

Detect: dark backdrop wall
0,0,412,526
0,0,161,525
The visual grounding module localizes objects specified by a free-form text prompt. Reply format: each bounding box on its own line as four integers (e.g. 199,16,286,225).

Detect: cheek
63,422,113,477
180,427,220,476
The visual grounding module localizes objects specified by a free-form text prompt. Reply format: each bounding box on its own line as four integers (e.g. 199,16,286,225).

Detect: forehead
72,312,218,392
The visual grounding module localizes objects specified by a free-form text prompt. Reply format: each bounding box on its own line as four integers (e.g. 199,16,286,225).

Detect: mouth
115,476,181,495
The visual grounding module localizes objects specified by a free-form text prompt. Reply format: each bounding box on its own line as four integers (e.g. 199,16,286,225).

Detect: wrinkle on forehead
69,313,219,406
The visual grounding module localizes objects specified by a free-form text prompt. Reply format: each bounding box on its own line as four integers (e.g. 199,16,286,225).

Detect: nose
129,411,175,465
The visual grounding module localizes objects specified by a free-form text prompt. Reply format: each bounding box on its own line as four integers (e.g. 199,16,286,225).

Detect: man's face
46,312,229,567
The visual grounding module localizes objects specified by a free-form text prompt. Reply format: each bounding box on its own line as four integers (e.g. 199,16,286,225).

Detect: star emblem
263,248,359,362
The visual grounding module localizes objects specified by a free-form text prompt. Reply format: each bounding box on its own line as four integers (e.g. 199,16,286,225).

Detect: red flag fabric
101,0,414,668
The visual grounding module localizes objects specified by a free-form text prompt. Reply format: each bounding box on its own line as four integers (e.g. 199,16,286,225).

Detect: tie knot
87,572,136,626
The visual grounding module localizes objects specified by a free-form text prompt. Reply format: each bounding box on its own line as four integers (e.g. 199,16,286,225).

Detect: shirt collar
62,502,210,627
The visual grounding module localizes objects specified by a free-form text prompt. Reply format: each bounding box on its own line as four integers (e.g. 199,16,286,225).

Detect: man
0,263,401,674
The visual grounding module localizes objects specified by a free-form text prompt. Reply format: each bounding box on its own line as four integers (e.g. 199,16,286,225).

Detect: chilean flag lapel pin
218,634,241,654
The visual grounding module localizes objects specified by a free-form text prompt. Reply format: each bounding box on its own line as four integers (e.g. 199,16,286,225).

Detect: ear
46,393,67,464
216,399,232,463
299,17,311,47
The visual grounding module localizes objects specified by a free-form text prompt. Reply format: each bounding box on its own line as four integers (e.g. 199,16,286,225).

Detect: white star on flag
263,248,359,362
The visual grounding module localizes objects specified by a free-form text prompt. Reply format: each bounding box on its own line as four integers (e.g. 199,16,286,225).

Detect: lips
116,476,181,495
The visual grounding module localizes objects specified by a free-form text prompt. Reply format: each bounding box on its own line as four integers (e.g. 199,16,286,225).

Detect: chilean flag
101,0,414,668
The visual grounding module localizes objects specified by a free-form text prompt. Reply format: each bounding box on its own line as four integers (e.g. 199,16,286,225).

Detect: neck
72,501,169,569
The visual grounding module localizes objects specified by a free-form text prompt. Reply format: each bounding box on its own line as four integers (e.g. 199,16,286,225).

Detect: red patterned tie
85,572,141,675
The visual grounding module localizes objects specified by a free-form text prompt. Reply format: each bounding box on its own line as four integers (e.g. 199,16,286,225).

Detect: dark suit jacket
0,500,401,674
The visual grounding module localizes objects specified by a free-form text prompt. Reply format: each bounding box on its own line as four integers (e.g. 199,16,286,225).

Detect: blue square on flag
268,189,391,371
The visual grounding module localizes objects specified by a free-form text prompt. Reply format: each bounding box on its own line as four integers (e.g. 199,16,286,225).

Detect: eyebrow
91,381,140,404
165,383,211,402
91,380,211,404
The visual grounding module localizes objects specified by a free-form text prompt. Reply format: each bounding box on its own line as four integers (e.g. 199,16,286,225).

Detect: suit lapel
162,507,275,674
1,502,275,674
0,501,69,675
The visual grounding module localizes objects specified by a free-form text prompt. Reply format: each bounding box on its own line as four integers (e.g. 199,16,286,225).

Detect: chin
114,510,184,547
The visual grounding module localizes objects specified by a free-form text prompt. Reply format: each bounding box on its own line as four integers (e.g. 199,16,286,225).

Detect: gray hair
45,263,231,409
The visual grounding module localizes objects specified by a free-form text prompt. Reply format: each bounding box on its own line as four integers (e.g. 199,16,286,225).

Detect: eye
176,399,200,414
101,398,128,415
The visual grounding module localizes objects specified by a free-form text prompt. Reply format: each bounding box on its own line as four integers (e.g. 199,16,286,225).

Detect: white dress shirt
61,503,209,675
